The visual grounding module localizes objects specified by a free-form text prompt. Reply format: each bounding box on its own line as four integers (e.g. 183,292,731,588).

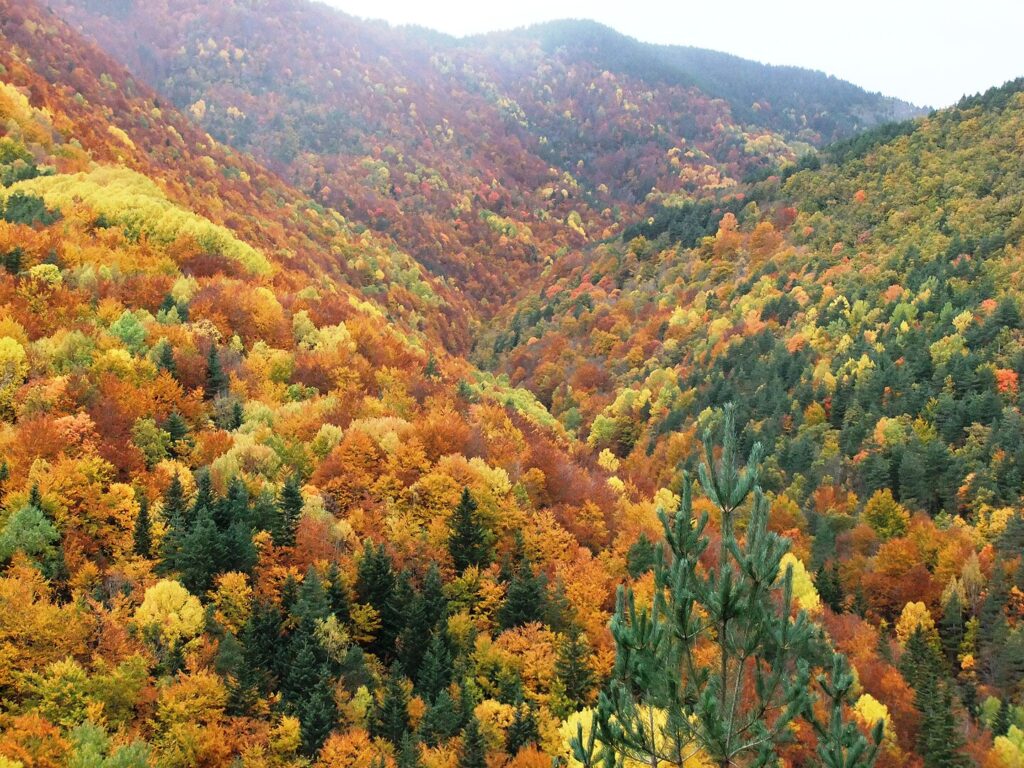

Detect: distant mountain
44,0,919,312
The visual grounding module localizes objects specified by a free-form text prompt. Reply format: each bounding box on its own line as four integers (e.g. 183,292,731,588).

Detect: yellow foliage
134,579,205,649
8,167,271,275
558,708,711,768
212,572,253,634
895,601,936,646
853,693,891,740
778,552,821,613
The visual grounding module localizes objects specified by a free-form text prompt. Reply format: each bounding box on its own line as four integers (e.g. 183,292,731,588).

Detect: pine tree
157,340,177,378
556,629,595,713
133,492,152,558
356,542,401,658
505,702,539,755
276,475,303,547
205,343,228,399
498,554,548,629
417,632,452,702
241,599,284,693
295,566,332,634
457,715,488,768
298,675,338,756
326,561,352,624
901,616,971,767
419,689,461,747
158,474,187,572
176,507,222,594
816,561,845,613
372,663,411,746
164,411,190,455
397,732,422,768
191,469,214,524
448,488,492,573
572,405,881,768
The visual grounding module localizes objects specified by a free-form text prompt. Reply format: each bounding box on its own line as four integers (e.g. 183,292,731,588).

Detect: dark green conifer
555,629,595,714
504,702,539,755
276,475,304,547
157,340,177,378
372,663,411,746
205,343,227,399
448,488,492,573
457,715,487,768
133,492,152,558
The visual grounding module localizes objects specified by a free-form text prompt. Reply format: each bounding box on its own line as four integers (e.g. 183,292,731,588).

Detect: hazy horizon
320,0,1023,109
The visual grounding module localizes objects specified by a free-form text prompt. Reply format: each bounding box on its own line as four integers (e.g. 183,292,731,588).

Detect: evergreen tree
816,561,845,613
205,343,228,399
457,715,488,768
397,732,422,768
572,405,881,768
419,689,461,747
241,599,284,693
498,555,547,629
158,474,187,572
626,534,658,578
555,629,595,713
191,469,214,524
326,561,352,624
372,663,412,746
505,702,539,755
176,507,222,594
417,632,452,702
276,475,304,547
133,492,152,559
938,590,965,665
298,675,338,756
900,625,970,767
157,340,177,378
448,488,492,573
164,411,190,455
356,542,403,658
294,566,332,634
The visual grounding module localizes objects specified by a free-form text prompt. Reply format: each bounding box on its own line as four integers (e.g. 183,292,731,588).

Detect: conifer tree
372,663,412,746
276,475,304,547
505,702,540,755
133,492,152,558
901,628,969,767
417,632,452,702
205,343,227,399
356,542,403,658
419,689,461,747
298,675,338,756
572,405,881,768
457,715,488,768
498,554,548,629
448,488,492,573
157,340,177,378
556,629,596,714
164,411,190,455
398,732,422,768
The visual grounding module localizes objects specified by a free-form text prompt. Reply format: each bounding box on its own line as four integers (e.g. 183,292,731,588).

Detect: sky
321,0,1024,108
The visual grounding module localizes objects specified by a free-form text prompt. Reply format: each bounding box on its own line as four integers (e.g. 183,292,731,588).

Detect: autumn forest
0,1,1022,766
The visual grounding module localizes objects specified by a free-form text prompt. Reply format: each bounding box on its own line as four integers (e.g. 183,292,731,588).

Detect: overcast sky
320,0,1023,108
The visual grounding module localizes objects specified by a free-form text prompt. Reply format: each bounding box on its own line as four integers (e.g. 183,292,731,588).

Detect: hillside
0,3,641,764
4,1,1024,767
481,77,1024,762
43,0,918,313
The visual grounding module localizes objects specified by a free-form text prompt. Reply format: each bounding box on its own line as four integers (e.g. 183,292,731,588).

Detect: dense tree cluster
0,0,1021,766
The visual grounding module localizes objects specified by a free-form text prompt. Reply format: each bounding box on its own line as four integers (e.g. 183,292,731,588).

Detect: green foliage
448,488,493,573
572,406,881,768
0,190,60,225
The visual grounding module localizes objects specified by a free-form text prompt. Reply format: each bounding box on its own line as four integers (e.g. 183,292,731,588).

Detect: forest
0,0,1021,766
